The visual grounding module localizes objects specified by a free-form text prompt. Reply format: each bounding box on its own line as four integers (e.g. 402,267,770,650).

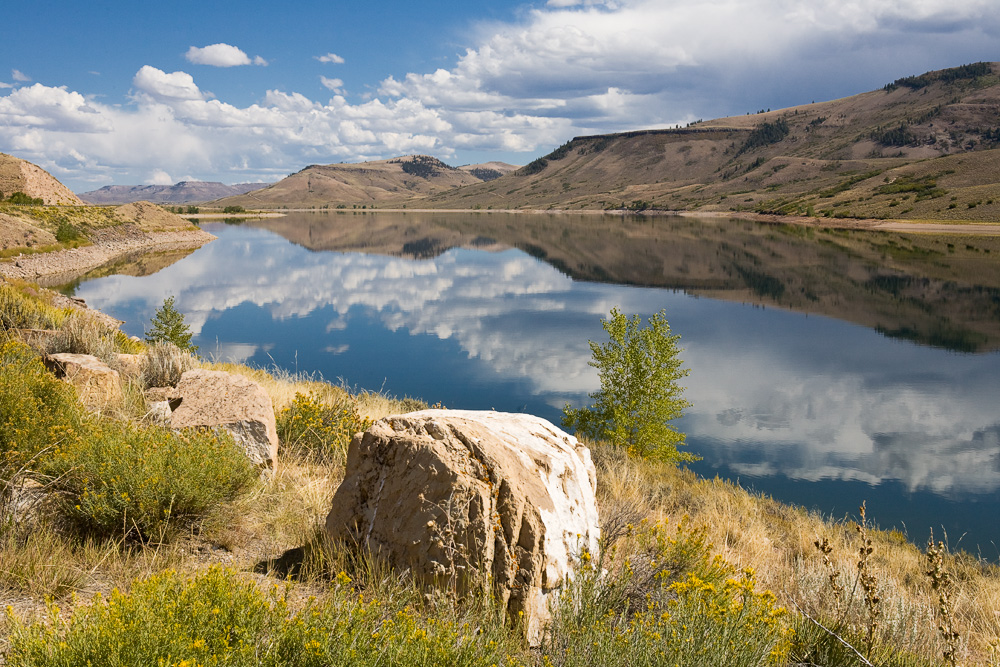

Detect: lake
61,211,1000,557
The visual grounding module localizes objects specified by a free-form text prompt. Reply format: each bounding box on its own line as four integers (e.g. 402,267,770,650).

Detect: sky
1,0,998,193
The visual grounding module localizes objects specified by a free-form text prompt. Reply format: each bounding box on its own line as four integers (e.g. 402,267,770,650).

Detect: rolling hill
420,62,1000,221
212,156,515,209
0,153,83,206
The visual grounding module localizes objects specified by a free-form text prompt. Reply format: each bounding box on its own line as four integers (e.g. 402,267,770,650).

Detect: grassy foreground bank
1,277,999,666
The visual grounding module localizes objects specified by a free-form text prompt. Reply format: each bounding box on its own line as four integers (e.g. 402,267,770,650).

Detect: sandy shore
0,228,217,283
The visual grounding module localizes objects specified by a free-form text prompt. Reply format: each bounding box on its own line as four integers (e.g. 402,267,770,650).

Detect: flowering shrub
541,520,790,667
0,339,83,478
6,566,525,666
277,391,372,463
45,421,258,540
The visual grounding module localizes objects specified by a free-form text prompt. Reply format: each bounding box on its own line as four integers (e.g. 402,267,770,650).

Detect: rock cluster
325,409,600,643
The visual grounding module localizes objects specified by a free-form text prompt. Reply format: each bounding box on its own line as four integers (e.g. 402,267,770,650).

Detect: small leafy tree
563,308,696,463
145,296,197,352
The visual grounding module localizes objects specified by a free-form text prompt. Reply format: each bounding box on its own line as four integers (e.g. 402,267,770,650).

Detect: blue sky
1,0,997,192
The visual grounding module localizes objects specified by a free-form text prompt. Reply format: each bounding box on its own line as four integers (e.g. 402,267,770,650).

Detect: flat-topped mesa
325,409,601,645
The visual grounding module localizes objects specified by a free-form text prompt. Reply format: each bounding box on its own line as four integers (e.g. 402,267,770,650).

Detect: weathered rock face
325,410,600,643
44,353,122,411
168,369,278,468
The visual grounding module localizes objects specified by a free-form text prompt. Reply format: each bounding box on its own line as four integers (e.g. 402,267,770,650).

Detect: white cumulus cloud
133,66,204,101
320,76,344,92
185,43,268,67
11,69,31,82
316,52,346,64
146,169,173,185
2,0,998,190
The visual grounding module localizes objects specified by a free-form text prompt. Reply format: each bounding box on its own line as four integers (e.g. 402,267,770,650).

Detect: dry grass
589,441,1000,664
205,360,425,419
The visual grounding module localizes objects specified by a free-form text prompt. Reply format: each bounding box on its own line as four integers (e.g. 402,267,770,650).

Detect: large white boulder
325,409,600,643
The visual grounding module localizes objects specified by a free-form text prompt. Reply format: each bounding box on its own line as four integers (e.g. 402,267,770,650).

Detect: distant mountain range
79,181,272,205
212,156,518,209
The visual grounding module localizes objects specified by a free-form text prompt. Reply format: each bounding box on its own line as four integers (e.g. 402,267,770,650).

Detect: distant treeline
884,62,992,91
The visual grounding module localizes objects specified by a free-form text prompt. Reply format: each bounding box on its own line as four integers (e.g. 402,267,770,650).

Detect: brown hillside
458,161,519,181
112,201,196,232
213,155,484,208
421,62,1000,221
0,153,84,205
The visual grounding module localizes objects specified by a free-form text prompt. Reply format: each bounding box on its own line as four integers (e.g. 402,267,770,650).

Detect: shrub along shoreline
1,276,999,666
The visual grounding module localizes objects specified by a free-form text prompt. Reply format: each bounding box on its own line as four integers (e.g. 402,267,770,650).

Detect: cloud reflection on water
73,224,1000,499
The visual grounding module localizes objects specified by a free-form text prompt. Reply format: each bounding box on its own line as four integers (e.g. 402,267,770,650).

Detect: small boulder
168,369,278,468
325,410,600,644
44,353,122,411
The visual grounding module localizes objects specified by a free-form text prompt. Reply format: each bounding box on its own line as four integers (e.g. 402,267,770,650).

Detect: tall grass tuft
141,341,197,388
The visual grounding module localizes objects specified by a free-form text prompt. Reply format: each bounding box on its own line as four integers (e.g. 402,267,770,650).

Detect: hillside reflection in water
65,213,1000,556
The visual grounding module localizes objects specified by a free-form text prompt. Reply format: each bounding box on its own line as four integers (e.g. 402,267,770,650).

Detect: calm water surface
63,212,1000,557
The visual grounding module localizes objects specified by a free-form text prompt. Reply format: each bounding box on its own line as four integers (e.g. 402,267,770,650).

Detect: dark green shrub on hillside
4,191,44,206
55,219,82,244
468,167,503,181
871,123,917,147
516,139,577,176
222,205,245,213
887,62,992,90
0,340,84,478
401,160,437,178
737,119,790,155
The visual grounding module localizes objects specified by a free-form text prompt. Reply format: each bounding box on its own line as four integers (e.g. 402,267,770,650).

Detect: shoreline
0,228,217,283
239,206,1000,234
2,206,998,286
